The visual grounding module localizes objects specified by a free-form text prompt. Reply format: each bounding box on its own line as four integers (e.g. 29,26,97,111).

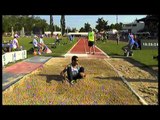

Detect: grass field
2,37,158,67
3,36,77,58
96,40,158,67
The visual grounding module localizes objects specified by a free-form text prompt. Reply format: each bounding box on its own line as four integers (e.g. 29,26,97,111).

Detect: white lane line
95,46,110,58
83,38,87,54
104,59,148,105
67,38,81,54
64,53,88,57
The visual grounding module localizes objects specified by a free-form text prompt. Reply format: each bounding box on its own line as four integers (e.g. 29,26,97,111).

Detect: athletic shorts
88,41,94,47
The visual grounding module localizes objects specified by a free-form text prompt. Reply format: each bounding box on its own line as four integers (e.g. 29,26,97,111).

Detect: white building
122,21,145,34
107,29,118,34
67,32,88,36
44,31,61,36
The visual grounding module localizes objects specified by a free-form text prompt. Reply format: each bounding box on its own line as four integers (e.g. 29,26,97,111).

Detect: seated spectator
39,35,47,52
33,35,42,55
2,41,11,53
9,34,19,52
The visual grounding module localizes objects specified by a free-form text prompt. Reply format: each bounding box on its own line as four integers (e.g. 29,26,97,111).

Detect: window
132,24,137,27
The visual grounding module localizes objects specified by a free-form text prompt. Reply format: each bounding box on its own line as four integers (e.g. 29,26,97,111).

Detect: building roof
136,15,159,22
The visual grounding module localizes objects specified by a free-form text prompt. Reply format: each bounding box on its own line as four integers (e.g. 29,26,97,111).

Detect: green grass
2,36,77,67
96,40,158,67
2,37,158,67
3,36,77,58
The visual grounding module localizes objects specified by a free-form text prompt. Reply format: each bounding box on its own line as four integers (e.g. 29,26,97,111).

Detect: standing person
116,32,120,45
69,35,73,43
122,32,135,57
9,34,19,52
88,29,96,55
132,34,139,50
55,34,60,45
60,56,86,85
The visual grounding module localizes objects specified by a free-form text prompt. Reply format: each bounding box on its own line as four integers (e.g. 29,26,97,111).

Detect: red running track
68,38,109,58
69,38,101,54
4,62,43,74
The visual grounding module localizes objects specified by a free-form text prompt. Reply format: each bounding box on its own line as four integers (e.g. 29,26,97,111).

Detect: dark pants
122,44,134,56
67,67,84,82
88,41,94,47
55,39,60,45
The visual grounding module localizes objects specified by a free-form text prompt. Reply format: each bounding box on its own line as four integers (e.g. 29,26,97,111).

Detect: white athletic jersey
33,39,38,47
39,38,44,44
12,38,18,49
56,36,59,40
71,66,79,77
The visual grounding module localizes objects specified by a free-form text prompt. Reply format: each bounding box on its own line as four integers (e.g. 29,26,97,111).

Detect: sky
38,15,147,30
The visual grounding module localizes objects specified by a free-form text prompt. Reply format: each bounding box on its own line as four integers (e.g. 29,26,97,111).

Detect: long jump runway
2,56,51,91
65,38,110,58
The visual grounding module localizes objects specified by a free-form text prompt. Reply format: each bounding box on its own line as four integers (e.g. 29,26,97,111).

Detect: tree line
3,15,123,36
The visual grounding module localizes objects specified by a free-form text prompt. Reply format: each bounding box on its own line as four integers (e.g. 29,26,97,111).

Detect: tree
54,25,61,31
95,17,109,32
50,15,54,36
108,22,123,30
3,15,49,35
114,22,123,30
84,23,92,32
60,15,65,36
79,27,85,32
145,15,159,35
70,28,77,32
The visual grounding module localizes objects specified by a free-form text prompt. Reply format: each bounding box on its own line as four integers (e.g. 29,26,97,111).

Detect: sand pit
3,57,157,105
108,58,158,105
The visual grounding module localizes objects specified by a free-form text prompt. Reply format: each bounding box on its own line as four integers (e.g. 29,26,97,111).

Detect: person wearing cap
39,34,47,53
39,35,45,45
33,35,41,54
9,34,20,52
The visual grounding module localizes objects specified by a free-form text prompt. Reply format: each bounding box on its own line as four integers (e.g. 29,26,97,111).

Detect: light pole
116,15,118,24
55,25,56,32
67,27,68,34
11,26,14,38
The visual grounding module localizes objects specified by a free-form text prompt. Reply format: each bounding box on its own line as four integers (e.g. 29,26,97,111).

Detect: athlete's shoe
70,80,76,85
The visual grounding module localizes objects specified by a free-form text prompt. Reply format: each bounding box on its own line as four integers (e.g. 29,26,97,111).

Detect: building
136,15,159,38
44,31,61,36
107,29,118,34
122,21,145,34
67,32,88,37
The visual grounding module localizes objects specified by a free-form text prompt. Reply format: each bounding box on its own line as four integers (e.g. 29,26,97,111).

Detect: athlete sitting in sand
60,56,86,84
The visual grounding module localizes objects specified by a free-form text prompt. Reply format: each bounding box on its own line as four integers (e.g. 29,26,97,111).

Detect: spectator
39,35,47,53
69,35,73,42
9,34,19,52
55,34,60,45
33,35,41,55
116,33,120,45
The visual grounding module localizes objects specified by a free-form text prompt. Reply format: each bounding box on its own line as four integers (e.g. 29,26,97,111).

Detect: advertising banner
2,50,27,66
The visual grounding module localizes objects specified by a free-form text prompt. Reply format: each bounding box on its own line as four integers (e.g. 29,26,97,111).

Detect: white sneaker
126,52,129,57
